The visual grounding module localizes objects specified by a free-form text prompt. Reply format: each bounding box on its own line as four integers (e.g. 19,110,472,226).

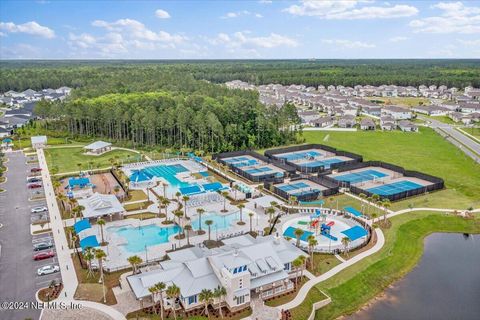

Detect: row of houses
305,114,418,132
0,87,71,108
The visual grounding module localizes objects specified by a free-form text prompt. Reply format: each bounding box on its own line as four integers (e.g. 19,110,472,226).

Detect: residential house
412,105,450,116
398,120,418,132
338,114,357,128
312,116,336,128
380,115,395,131
360,118,375,130
382,105,412,120
298,110,320,125
361,105,382,117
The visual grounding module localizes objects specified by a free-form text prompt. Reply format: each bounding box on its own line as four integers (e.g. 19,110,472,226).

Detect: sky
0,0,479,59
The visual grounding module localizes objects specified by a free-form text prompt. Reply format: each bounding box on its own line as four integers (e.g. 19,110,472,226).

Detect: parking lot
0,151,60,320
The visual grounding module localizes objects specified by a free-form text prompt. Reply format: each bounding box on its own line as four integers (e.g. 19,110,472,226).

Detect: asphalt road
421,116,480,160
0,152,60,320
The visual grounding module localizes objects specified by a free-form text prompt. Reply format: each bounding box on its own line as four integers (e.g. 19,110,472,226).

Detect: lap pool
191,212,240,231
107,224,180,253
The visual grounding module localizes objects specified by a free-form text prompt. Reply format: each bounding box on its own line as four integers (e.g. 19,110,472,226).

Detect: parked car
28,183,42,189
37,265,60,276
31,206,48,213
33,251,55,260
30,168,42,172
27,177,41,183
33,242,54,251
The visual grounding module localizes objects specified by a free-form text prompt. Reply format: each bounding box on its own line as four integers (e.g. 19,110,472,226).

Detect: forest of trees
33,87,301,152
1,59,479,92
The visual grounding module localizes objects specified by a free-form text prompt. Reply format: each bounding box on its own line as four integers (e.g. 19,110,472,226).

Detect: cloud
458,39,480,46
283,0,418,19
92,18,185,44
209,32,298,49
0,21,55,38
322,39,376,49
410,2,480,34
155,9,171,19
221,10,263,19
389,36,409,42
259,0,272,4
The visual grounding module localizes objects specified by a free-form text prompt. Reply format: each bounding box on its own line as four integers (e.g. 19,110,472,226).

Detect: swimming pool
108,224,181,253
191,212,240,231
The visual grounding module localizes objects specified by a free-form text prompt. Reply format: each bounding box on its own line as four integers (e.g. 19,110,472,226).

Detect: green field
290,212,480,320
366,96,431,107
44,146,140,173
301,127,480,209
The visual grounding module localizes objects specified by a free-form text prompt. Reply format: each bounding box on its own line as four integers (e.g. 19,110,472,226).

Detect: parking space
31,233,62,289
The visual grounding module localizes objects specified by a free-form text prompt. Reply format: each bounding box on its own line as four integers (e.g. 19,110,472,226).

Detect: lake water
348,233,480,320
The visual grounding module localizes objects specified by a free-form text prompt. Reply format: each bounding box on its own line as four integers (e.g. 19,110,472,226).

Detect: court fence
321,160,444,201
213,150,296,183
264,143,363,173
263,175,339,202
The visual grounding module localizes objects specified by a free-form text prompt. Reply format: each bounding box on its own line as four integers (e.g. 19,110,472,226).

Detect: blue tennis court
367,180,423,196
223,156,249,164
278,150,322,161
245,167,273,175
341,226,368,241
283,226,313,241
233,159,258,168
277,182,310,192
300,158,344,169
291,189,320,197
333,169,387,184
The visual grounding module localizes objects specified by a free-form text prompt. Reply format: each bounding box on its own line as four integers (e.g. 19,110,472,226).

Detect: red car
28,183,42,189
33,251,55,261
31,168,42,173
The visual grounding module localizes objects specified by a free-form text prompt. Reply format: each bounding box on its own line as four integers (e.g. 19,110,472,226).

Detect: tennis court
367,180,423,196
245,166,273,175
300,158,344,169
333,169,387,184
277,182,310,192
223,156,250,164
233,159,258,168
278,150,322,161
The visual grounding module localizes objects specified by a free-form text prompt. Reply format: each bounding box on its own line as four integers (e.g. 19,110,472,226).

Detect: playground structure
310,210,338,241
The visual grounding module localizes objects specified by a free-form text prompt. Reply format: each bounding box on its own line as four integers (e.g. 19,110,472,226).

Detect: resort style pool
191,212,241,232
108,224,181,253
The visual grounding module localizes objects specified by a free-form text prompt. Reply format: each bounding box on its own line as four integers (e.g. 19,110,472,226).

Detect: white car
37,265,60,276
31,206,48,213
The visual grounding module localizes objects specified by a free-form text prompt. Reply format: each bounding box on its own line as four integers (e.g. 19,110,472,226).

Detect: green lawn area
366,96,431,107
290,212,480,320
44,146,139,173
420,115,456,125
301,127,480,210
460,126,480,140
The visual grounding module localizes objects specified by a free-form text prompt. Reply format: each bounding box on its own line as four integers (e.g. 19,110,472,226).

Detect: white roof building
31,135,47,149
77,192,124,219
127,234,306,312
83,140,112,154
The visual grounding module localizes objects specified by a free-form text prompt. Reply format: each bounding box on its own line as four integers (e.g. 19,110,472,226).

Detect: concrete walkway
37,149,128,320
276,228,385,311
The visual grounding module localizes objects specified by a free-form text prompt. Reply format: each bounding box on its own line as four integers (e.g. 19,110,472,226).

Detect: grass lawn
308,253,342,276
460,126,480,140
301,127,480,209
290,212,480,320
365,96,431,107
44,146,139,173
123,201,154,212
125,212,158,220
126,189,148,202
420,115,456,125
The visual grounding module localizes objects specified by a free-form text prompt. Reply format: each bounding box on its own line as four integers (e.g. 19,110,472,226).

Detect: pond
348,233,480,320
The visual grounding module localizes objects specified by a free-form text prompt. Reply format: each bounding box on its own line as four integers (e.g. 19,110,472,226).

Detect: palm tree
248,212,254,233
196,208,205,233
342,237,351,257
83,247,95,278
173,210,183,228
162,182,168,198
266,207,276,228
166,284,180,320
184,224,192,246
366,196,373,215
155,282,166,320
221,191,229,212
182,195,190,218
199,288,213,316
175,191,181,202
299,255,307,278
294,228,304,247
292,257,303,287
307,235,318,270
382,198,391,222
161,197,170,220
237,204,245,224
127,255,143,274
148,285,159,315
205,219,213,241
97,217,106,245
77,163,82,172
359,193,367,214
95,249,107,303
213,286,227,318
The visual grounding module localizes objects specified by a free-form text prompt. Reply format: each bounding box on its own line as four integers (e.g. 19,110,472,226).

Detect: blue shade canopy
344,206,363,217
341,226,368,241
74,218,91,234
80,235,100,249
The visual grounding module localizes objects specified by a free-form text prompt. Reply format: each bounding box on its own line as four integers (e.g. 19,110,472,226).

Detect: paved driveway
0,152,46,320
